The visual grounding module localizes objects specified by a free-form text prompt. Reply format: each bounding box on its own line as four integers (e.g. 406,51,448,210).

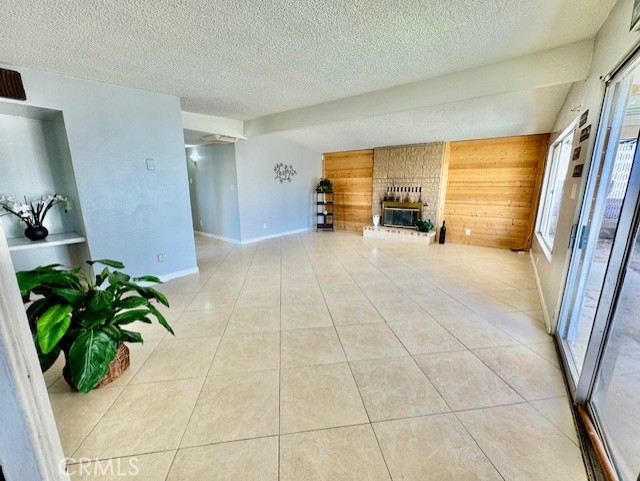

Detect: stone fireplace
372,142,446,226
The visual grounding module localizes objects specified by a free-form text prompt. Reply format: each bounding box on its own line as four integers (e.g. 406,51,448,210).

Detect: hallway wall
186,144,241,243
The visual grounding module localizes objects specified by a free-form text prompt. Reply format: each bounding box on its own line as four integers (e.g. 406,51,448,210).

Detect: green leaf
52,287,85,305
69,330,118,393
133,275,162,284
77,309,111,329
17,265,83,297
148,288,170,308
88,289,114,311
36,342,61,373
36,304,72,354
26,298,53,328
108,271,131,286
87,259,125,269
111,308,150,326
148,304,174,335
118,329,143,343
95,266,110,287
17,270,61,296
116,296,148,309
101,325,121,340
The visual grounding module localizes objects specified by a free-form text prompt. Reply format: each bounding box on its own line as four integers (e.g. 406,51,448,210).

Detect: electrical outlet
200,220,203,227
189,177,193,184
263,223,267,230
465,228,471,236
157,253,164,263
146,158,155,171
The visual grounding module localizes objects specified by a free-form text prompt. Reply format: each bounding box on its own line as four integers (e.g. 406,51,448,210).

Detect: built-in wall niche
0,102,88,270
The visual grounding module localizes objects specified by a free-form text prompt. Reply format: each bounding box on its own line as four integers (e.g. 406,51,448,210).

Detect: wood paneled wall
323,149,374,231
443,134,549,250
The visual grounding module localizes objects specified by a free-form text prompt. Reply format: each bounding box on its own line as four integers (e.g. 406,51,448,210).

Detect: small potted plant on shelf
0,193,71,241
316,178,333,193
414,219,435,232
17,259,172,393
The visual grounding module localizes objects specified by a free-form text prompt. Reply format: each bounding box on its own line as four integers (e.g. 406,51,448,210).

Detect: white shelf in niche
8,232,86,252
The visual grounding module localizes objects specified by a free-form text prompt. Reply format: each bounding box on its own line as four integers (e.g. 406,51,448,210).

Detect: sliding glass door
555,53,640,480
590,192,640,480
557,61,640,388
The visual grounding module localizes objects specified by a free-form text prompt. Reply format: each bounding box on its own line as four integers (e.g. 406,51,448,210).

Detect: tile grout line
336,239,516,481
450,404,507,480
331,244,475,419
301,236,395,481
166,242,257,479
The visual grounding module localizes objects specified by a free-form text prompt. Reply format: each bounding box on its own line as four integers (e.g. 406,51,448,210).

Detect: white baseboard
158,266,200,282
240,227,313,245
529,250,553,334
194,231,241,244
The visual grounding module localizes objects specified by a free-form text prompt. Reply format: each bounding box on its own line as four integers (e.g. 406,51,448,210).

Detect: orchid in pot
0,193,71,240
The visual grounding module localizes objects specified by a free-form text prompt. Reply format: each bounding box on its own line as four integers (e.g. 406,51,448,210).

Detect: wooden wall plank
323,149,374,231
443,134,549,250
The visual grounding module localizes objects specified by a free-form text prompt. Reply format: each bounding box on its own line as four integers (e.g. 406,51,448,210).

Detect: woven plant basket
63,342,130,391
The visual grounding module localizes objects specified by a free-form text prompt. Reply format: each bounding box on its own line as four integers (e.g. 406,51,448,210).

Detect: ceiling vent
200,134,239,144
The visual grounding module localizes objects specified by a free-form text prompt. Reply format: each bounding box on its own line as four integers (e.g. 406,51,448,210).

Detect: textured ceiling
0,0,614,120
273,84,573,152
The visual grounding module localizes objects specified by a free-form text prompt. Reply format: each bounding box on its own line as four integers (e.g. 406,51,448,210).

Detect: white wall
0,65,197,278
531,0,640,327
234,134,322,242
186,144,241,242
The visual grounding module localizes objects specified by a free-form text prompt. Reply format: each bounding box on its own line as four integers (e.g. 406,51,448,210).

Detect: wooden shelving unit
316,191,334,231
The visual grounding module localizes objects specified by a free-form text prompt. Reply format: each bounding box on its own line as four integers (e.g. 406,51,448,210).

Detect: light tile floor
45,231,587,480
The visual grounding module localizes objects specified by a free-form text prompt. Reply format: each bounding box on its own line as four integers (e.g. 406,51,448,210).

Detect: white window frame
536,121,578,257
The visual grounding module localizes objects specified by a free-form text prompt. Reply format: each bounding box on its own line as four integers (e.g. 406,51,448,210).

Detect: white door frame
0,223,69,481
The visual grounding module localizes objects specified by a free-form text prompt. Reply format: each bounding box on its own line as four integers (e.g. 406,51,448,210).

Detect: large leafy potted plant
17,259,172,393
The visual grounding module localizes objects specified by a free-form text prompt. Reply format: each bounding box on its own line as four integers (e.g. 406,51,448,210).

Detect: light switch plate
146,158,155,171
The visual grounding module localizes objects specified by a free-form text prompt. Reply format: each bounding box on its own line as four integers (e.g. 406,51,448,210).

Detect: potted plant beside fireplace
414,219,435,232
17,259,172,393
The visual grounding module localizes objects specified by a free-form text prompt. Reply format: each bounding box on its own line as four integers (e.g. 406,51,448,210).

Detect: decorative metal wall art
274,163,297,183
